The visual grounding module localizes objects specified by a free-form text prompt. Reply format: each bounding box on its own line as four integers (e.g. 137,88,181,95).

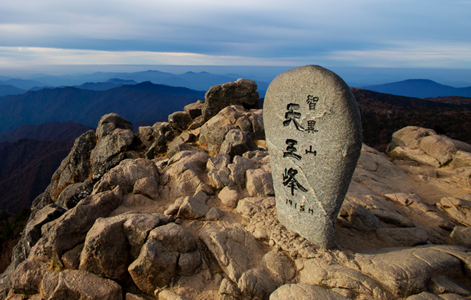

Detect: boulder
419,135,457,166
199,106,264,154
220,129,258,159
30,187,123,260
129,223,199,295
91,113,136,178
205,207,224,220
138,126,155,148
218,186,242,208
10,258,49,295
79,215,131,282
238,268,277,300
219,278,242,300
96,112,133,139
167,132,197,158
160,151,211,199
34,130,96,213
56,180,94,209
184,100,204,119
123,213,166,259
148,223,197,253
202,79,259,121
61,243,83,270
228,155,254,186
177,195,210,219
450,226,471,248
388,126,459,167
246,168,274,197
40,269,122,300
93,158,159,196
262,251,295,285
128,238,178,295
452,151,471,168
207,154,232,189
23,204,66,254
199,223,263,282
168,111,192,132
270,283,350,300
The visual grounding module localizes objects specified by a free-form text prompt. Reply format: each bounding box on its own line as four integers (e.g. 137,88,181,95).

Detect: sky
1,0,471,75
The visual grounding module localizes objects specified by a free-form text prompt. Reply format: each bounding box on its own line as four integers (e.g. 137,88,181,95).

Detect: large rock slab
437,197,471,227
9,258,49,295
298,257,390,299
263,65,362,248
387,126,459,167
128,223,201,295
354,245,467,298
40,269,122,300
199,223,263,283
270,283,350,300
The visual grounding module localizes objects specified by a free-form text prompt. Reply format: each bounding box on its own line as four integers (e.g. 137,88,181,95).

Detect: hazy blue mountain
29,70,178,86
362,79,471,98
76,78,138,91
106,78,138,85
26,70,269,96
0,85,26,97
0,121,93,143
29,86,55,91
0,82,205,134
0,78,46,90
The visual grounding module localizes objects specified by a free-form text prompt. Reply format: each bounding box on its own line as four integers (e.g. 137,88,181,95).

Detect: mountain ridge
362,79,471,98
0,82,206,134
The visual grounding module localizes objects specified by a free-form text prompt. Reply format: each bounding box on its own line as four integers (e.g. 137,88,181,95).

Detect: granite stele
264,65,362,249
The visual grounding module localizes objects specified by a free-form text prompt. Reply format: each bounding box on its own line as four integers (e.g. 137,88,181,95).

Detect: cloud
324,41,471,68
0,47,299,67
0,0,470,67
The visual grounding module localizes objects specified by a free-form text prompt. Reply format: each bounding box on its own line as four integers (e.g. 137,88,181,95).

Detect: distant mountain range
0,78,44,90
362,79,471,98
28,70,270,93
4,71,471,100
0,70,270,97
0,85,26,97
0,81,205,134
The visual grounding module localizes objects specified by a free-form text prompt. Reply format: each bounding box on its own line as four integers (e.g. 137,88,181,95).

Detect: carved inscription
281,95,319,210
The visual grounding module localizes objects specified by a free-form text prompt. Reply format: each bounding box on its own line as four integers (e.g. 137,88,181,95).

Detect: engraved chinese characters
264,65,362,249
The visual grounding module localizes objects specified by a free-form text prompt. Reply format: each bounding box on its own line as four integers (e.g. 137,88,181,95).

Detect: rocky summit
1,76,471,300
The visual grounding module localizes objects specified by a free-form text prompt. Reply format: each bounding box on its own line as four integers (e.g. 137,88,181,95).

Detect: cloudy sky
1,0,470,71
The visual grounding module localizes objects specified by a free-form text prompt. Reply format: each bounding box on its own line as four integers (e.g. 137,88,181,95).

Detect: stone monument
263,65,362,249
